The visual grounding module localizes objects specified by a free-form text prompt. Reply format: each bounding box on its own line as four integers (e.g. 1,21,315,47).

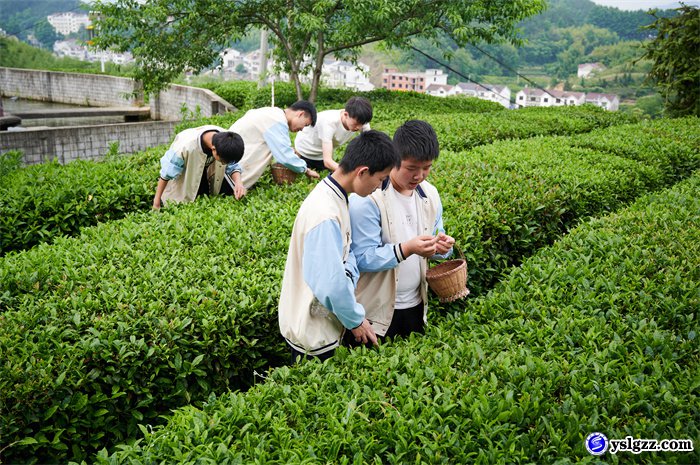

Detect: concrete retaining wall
0,67,143,107
0,68,237,165
0,121,178,165
151,84,234,121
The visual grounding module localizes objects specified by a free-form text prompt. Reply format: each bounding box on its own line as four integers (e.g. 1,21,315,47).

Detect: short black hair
393,120,439,162
338,130,400,174
345,96,372,124
289,100,317,126
212,131,245,163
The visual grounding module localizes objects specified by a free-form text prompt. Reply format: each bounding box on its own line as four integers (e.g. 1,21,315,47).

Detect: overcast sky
590,0,699,10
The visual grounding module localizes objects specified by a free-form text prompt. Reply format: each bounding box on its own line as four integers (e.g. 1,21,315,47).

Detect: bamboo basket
426,249,469,303
271,163,299,185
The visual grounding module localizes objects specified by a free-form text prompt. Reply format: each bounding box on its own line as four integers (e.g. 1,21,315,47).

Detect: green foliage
641,5,700,117
0,150,157,256
0,150,23,179
95,173,700,465
1,115,698,463
0,179,308,464
0,37,132,76
92,0,545,100
375,105,637,151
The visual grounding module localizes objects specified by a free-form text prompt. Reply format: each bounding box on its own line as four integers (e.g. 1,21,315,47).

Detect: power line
409,45,501,97
410,43,559,103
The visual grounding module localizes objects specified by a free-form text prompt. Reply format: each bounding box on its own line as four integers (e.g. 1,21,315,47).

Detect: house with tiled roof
586,92,620,111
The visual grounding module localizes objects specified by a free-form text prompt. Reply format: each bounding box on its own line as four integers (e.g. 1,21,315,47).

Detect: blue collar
325,174,348,203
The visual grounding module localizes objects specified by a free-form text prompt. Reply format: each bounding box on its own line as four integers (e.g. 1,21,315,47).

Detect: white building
425,83,453,97
577,62,606,79
586,92,620,111
453,82,511,108
47,12,91,36
515,88,588,108
322,60,374,92
221,48,374,91
53,39,134,65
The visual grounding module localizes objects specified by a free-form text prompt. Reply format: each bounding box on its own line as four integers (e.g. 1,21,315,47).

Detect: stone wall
151,84,234,121
0,67,143,107
0,68,237,165
0,121,178,165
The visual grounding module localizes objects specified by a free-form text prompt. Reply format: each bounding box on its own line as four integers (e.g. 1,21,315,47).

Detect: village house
381,68,447,92
586,92,620,111
453,82,511,108
577,62,606,79
515,88,590,108
47,12,91,36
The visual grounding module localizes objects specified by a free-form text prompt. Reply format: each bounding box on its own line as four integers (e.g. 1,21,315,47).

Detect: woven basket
271,163,299,185
426,258,470,303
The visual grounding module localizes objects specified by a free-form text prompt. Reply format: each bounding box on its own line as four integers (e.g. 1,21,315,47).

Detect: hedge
96,173,700,465
0,149,158,256
374,105,638,152
0,104,636,257
1,119,696,463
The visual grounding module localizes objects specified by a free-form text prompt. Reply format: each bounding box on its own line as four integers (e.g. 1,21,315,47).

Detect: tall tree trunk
309,33,326,103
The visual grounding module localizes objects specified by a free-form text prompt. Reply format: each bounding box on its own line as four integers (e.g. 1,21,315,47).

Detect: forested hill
528,0,674,41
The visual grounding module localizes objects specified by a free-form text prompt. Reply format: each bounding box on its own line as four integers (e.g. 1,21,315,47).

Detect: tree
91,0,545,101
640,5,700,117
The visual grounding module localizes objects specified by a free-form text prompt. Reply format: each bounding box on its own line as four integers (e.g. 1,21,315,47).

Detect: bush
0,150,158,256
96,174,700,465
1,118,697,463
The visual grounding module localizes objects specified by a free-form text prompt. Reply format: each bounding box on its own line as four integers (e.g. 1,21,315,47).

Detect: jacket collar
380,177,427,199
324,174,348,203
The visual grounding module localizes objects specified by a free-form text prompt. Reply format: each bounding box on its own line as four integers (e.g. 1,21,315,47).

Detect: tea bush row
1,119,696,463
0,177,308,464
0,106,639,257
0,149,158,256
97,173,700,465
375,105,638,152
204,81,505,116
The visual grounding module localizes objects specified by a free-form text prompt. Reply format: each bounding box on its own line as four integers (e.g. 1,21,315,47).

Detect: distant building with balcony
47,12,91,36
515,88,588,108
322,60,374,91
381,68,447,93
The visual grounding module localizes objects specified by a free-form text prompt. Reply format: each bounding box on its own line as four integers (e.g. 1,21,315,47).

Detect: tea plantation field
0,90,698,464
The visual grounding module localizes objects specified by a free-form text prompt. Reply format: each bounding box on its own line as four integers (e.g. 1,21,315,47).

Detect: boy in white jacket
349,120,455,340
279,130,400,362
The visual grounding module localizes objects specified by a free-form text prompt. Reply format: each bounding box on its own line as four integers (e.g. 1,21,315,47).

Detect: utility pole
258,28,269,88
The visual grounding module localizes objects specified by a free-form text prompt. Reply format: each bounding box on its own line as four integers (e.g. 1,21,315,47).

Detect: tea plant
96,174,700,465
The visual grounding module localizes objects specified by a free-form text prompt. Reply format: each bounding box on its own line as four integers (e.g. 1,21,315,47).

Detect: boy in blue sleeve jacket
349,120,455,339
279,130,400,362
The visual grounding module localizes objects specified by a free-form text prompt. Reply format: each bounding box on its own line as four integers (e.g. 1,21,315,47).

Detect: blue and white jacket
279,176,364,356
349,178,452,336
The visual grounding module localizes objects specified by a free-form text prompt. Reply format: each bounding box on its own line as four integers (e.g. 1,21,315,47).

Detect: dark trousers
300,156,329,171
197,168,234,198
290,345,335,364
342,301,426,349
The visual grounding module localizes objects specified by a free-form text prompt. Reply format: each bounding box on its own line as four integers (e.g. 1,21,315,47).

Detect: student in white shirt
230,100,320,193
349,120,455,340
294,96,372,172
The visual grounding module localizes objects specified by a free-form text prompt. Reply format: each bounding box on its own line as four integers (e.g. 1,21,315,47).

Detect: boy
279,130,400,362
349,120,455,340
153,126,245,209
294,96,372,172
230,100,320,195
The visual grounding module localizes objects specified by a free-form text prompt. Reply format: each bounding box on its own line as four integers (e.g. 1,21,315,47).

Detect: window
544,98,548,102
518,95,524,100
